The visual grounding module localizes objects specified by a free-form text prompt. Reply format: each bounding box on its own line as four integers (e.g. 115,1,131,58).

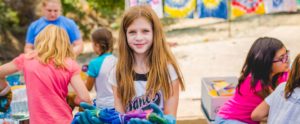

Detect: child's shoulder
16,52,38,61
64,58,80,71
240,74,261,86
243,73,254,82
167,64,175,71
65,58,78,65
91,53,116,63
166,63,179,81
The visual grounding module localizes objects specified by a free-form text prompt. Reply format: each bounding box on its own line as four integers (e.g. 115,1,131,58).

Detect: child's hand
71,102,102,124
148,103,176,124
0,88,12,113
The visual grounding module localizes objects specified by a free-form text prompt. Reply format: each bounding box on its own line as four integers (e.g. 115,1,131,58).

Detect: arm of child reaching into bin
70,74,92,104
0,62,17,112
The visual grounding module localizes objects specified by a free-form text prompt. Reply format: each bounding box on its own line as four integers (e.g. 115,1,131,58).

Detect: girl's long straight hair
116,5,185,108
34,25,75,69
285,54,300,99
237,37,284,96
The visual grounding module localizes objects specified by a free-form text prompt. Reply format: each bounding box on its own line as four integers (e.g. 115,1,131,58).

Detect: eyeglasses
273,50,289,63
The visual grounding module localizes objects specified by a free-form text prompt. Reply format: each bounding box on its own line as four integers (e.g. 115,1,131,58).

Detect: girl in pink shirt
0,25,91,124
215,37,290,124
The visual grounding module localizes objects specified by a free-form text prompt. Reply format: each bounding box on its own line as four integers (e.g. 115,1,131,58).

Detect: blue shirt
26,16,81,44
265,82,300,124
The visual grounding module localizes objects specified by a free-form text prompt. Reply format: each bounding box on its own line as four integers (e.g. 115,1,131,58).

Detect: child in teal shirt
84,28,116,108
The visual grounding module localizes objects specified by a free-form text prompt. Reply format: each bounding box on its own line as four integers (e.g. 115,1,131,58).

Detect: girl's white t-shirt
108,64,178,112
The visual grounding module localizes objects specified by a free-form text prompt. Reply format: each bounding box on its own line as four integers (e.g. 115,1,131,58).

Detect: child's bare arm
70,74,91,104
85,76,95,91
112,86,125,114
0,62,18,90
251,100,269,121
164,79,180,117
72,40,83,56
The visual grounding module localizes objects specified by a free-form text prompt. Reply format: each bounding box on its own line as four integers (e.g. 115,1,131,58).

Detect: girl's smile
134,43,146,48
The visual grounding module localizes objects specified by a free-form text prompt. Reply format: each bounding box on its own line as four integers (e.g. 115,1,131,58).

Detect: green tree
87,0,125,23
0,0,37,62
0,0,123,63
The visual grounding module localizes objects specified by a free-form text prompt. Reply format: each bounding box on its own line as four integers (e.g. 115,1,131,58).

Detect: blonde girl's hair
285,54,300,99
116,5,185,108
34,25,75,68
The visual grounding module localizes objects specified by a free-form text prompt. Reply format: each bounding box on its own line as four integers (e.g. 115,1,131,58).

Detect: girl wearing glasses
215,37,290,124
251,53,300,124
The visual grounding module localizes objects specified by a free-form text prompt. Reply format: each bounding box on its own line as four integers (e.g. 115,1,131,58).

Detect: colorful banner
127,0,164,18
231,0,265,19
164,0,196,18
264,0,297,13
197,0,228,19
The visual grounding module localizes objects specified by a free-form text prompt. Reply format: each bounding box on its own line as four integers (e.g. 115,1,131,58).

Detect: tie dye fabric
264,0,297,13
231,0,265,19
197,0,228,19
164,0,196,18
127,0,164,18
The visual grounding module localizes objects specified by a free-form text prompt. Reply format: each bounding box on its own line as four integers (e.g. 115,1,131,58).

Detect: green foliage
0,1,23,62
59,0,125,38
86,0,125,23
61,0,90,38
0,0,124,62
0,1,19,31
61,0,82,15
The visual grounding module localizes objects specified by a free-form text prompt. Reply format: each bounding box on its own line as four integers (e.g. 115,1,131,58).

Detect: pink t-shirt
13,54,80,124
217,72,288,124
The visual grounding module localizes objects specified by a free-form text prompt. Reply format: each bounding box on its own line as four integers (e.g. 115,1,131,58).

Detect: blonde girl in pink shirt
215,37,290,124
0,25,91,124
